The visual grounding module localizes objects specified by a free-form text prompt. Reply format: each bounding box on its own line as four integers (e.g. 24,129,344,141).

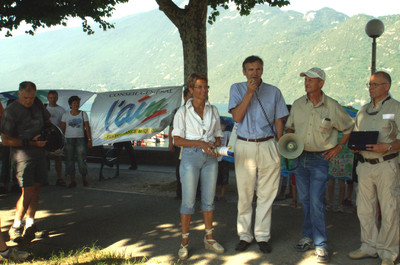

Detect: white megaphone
278,133,304,159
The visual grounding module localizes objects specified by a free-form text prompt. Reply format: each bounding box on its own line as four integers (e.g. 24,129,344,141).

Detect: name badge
383,114,395,119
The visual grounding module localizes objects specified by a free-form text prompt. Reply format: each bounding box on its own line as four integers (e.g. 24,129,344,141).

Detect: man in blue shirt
228,55,288,253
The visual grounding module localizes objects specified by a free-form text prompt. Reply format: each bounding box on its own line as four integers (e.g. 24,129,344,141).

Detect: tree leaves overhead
0,0,129,36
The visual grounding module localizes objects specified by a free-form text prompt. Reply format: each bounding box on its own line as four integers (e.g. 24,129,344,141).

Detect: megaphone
278,133,304,159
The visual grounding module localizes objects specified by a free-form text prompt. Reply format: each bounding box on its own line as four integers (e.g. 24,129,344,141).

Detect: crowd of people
169,56,398,265
0,55,399,265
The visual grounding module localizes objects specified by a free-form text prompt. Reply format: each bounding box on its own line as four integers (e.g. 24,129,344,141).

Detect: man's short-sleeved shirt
354,96,400,159
285,92,354,152
228,81,288,139
0,97,49,162
47,105,65,128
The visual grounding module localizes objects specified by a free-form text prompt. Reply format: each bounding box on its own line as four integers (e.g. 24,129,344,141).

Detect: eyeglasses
366,83,388,88
193,86,210,89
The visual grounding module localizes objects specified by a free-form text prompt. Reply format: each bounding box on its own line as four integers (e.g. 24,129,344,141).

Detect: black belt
358,153,398,165
237,136,274,142
304,150,326,154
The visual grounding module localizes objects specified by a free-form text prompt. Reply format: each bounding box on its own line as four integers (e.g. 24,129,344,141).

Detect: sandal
178,233,189,260
56,179,66,187
204,228,224,253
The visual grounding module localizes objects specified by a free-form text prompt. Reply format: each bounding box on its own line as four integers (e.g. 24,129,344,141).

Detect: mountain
0,5,399,109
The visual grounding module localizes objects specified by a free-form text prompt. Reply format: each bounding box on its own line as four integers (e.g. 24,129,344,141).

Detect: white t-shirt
46,105,65,127
61,111,89,138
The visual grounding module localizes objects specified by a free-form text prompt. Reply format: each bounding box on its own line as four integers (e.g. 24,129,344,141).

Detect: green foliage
0,0,129,37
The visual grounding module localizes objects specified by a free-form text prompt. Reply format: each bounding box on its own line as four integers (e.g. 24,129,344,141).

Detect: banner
0,89,94,110
90,86,182,146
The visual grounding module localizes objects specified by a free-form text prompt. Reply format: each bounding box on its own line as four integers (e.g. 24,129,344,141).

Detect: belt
358,153,398,165
237,136,274,142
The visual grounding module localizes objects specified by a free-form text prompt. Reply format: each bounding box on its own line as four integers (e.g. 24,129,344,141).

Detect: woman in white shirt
172,73,224,259
61,96,92,188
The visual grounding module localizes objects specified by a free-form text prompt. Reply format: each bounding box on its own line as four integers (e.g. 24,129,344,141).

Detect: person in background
0,81,49,243
285,67,354,263
61,96,92,188
172,73,224,259
0,99,19,194
0,102,6,193
348,71,399,265
46,90,66,186
215,117,232,202
168,88,192,200
228,55,288,254
113,141,138,170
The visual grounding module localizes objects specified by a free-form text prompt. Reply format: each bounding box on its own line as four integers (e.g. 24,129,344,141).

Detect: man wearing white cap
285,67,354,263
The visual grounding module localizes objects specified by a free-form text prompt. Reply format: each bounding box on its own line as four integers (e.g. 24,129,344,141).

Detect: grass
0,244,184,265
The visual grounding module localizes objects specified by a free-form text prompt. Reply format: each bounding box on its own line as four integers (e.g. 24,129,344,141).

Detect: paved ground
0,162,398,265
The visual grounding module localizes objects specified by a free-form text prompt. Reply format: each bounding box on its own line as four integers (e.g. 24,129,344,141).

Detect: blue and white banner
0,89,94,110
90,86,182,146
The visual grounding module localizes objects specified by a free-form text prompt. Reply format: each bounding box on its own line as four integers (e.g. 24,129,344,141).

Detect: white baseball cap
300,67,326,81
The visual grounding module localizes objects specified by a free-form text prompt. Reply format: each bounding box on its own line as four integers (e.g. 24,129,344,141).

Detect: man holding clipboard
348,71,399,265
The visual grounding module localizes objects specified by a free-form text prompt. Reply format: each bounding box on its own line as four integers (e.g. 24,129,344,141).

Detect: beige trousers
356,158,400,261
234,139,281,242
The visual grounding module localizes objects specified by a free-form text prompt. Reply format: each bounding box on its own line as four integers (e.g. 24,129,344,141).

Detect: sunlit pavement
0,162,398,265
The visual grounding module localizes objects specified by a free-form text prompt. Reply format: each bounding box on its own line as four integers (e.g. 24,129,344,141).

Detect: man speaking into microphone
228,55,288,254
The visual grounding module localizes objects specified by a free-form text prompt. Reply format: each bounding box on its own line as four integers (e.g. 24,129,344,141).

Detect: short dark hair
374,71,392,86
242,55,263,70
68,95,81,106
19,81,36,92
187,73,208,89
48,90,58,96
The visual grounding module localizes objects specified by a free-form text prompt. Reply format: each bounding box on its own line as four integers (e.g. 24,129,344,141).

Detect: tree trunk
179,14,207,84
156,0,208,84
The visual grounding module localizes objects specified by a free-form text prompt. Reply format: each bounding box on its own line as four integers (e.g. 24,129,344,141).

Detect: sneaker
295,237,314,252
56,179,66,187
23,224,37,242
343,198,353,206
336,204,344,213
0,248,29,261
325,203,333,212
315,248,329,263
9,226,24,243
235,240,251,252
348,248,378,259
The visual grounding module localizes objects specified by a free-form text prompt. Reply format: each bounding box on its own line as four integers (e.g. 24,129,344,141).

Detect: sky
113,0,400,19
1,0,399,37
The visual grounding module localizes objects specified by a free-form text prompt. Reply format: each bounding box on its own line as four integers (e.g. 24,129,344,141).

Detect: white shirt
61,111,89,138
172,99,223,143
46,105,65,127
